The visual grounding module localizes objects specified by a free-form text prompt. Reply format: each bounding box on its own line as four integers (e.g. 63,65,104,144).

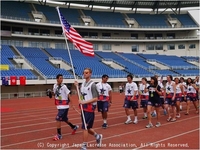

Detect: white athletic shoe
180,105,182,111
124,119,132,124
146,123,153,128
133,120,138,124
176,114,181,118
155,122,161,127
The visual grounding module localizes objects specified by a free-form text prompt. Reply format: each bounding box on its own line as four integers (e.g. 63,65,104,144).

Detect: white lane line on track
134,128,199,150
1,114,198,148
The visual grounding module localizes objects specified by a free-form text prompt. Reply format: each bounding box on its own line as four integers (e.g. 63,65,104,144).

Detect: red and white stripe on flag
58,9,94,57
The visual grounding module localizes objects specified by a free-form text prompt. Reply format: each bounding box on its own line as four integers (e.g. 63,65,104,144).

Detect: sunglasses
83,72,89,74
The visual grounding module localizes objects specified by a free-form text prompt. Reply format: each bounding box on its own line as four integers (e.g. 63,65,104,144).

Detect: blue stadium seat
181,56,199,61
126,14,169,27
34,4,80,24
170,14,198,27
118,53,156,69
138,54,197,69
95,51,154,77
16,47,74,79
154,70,178,77
1,1,32,19
1,70,37,79
45,48,127,78
173,69,199,76
1,45,37,79
83,10,126,26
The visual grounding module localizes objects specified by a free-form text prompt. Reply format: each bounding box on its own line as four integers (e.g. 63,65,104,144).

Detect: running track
1,93,199,149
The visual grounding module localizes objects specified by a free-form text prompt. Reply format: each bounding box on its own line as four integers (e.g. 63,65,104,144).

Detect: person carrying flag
75,68,103,150
96,74,112,129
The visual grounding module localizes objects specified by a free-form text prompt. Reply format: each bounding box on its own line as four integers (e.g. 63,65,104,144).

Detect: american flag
57,8,94,56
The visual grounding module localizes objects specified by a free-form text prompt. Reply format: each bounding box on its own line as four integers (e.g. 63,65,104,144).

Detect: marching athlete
194,76,200,107
180,77,187,110
156,75,167,115
75,68,102,150
185,78,199,115
52,74,79,140
164,75,176,122
174,78,184,118
139,77,149,119
96,74,112,128
123,74,139,124
145,76,162,128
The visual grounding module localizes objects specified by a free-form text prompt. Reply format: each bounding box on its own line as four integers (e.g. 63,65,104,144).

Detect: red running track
1,93,199,149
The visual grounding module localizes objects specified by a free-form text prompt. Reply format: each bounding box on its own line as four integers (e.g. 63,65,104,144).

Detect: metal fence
1,15,198,29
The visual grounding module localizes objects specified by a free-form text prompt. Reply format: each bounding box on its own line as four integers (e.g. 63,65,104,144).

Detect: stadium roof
57,0,199,9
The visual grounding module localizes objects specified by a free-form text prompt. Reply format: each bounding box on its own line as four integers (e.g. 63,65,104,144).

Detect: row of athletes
49,68,107,150
48,69,199,150
123,74,199,129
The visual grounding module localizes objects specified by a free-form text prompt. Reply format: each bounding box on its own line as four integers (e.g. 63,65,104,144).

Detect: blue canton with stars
59,10,71,32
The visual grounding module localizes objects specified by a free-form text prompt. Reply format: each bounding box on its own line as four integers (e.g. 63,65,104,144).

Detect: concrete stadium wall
1,76,197,95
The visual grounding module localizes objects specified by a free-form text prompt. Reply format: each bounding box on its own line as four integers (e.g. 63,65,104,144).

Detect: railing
45,75,74,79
115,53,158,70
49,57,62,61
11,32,199,40
168,18,177,21
23,57,46,78
171,66,198,70
7,64,17,69
13,55,23,59
126,18,135,20
12,46,47,79
187,59,199,62
1,15,199,29
181,73,199,77
91,74,127,78
156,60,170,68
81,15,91,19
148,66,158,70
1,15,35,22
31,11,43,15
146,59,157,62
1,91,47,99
48,57,72,67
101,58,126,68
61,59,72,67
2,88,125,99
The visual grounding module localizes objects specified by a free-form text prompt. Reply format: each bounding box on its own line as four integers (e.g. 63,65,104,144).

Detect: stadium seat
45,48,128,78
126,14,169,27
138,54,197,69
1,1,32,19
95,51,154,77
16,47,74,79
83,10,126,26
1,45,37,79
170,14,198,27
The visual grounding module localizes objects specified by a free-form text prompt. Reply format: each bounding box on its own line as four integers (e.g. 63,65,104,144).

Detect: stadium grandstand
0,0,199,99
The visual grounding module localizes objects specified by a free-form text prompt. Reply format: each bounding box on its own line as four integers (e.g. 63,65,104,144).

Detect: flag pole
56,6,87,130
